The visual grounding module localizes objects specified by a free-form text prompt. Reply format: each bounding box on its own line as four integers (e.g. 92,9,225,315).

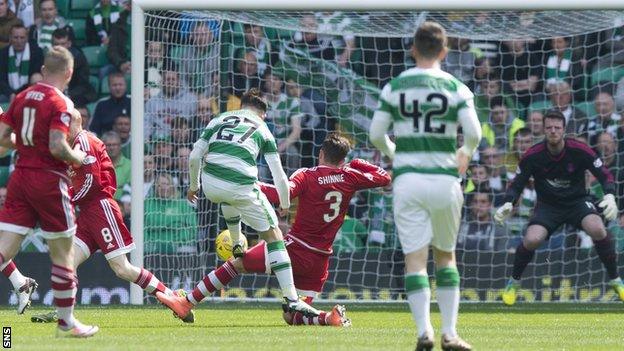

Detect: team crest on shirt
594,158,603,168
82,155,96,165
61,113,71,126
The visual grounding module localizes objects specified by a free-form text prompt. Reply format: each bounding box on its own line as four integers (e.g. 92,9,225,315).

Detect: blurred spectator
172,146,190,195
545,37,582,86
102,131,131,207
231,49,261,98
151,137,173,172
8,0,34,28
588,91,621,143
545,81,587,137
75,105,91,131
106,0,131,75
464,163,493,194
333,216,368,254
264,71,303,174
443,37,479,86
359,35,406,88
469,56,495,91
314,11,356,67
480,95,525,151
0,185,6,208
458,192,507,251
474,76,517,123
527,110,545,143
499,39,543,108
0,24,43,102
144,65,197,139
91,72,130,135
170,116,192,149
29,0,65,51
503,128,533,174
143,154,156,198
191,95,216,140
112,114,130,158
286,78,326,167
0,0,21,50
480,146,508,193
234,23,275,77
145,41,165,98
595,132,618,175
286,14,336,61
52,27,97,105
144,173,197,254
86,0,121,46
177,21,219,95
366,183,395,251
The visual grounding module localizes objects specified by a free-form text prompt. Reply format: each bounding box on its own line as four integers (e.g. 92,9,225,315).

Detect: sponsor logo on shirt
594,158,603,168
546,178,571,188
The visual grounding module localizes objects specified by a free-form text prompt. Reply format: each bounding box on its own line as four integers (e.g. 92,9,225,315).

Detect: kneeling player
495,110,624,305
24,111,189,322
158,134,391,325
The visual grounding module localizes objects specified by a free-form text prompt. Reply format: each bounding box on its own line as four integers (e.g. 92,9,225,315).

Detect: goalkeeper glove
494,202,513,225
598,194,618,221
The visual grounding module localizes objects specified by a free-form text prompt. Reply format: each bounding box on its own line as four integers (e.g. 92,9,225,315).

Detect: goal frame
129,0,623,304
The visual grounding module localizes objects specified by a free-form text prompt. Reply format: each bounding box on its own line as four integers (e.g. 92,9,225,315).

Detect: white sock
8,269,27,291
267,241,298,300
437,287,459,337
407,288,434,337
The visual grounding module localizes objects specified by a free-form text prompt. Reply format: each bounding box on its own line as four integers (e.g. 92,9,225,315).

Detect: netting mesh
141,10,624,302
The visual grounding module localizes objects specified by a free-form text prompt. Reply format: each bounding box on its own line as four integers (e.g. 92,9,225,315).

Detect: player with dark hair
158,88,320,320
0,46,98,337
495,109,624,305
157,133,391,326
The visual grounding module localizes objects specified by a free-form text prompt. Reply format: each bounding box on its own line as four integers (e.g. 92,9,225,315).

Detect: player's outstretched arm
347,158,391,189
187,138,209,203
265,152,290,211
49,129,85,166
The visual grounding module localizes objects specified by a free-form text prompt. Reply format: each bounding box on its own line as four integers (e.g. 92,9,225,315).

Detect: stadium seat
100,77,110,96
89,75,100,95
67,19,87,47
0,166,9,187
82,45,108,75
590,66,624,86
57,0,70,18
527,100,552,114
70,0,95,19
87,101,97,116
574,101,597,117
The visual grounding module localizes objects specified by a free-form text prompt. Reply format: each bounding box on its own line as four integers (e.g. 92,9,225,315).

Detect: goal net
140,10,624,303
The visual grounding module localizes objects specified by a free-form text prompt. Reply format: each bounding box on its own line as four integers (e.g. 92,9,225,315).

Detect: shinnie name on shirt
318,174,345,185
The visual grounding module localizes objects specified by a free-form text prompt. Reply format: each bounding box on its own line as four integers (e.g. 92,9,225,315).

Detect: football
215,229,248,261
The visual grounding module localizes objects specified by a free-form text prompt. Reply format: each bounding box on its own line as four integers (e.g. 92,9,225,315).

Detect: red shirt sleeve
258,168,308,205
71,133,101,202
49,98,72,134
344,158,391,191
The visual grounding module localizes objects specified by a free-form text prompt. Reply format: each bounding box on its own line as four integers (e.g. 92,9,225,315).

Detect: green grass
1,303,623,350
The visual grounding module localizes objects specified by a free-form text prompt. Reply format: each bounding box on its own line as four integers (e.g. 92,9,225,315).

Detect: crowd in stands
2,6,624,256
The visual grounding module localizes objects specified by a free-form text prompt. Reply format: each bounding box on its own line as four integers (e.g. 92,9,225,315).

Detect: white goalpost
130,1,624,304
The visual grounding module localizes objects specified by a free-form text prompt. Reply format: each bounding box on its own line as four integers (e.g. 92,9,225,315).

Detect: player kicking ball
22,110,190,323
158,134,391,326
495,109,624,305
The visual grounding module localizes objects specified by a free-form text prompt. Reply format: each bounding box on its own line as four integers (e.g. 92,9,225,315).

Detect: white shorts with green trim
201,174,278,232
393,173,463,254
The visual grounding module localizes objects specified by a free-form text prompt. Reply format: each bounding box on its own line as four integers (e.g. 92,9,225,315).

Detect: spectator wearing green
333,216,368,254
101,131,131,209
366,187,398,251
29,0,65,51
588,91,621,142
480,95,525,151
0,0,22,50
232,23,275,77
474,76,518,123
144,173,198,254
173,21,219,95
111,114,131,158
106,0,131,75
86,0,121,46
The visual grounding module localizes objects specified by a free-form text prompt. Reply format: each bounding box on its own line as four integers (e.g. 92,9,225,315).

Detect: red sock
1,260,16,277
290,312,328,325
134,268,170,295
188,260,238,304
51,264,77,329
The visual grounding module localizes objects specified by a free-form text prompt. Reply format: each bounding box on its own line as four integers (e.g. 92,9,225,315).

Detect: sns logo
2,327,10,349
61,113,71,127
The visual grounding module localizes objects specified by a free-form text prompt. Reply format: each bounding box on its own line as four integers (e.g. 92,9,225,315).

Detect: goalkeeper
495,110,624,305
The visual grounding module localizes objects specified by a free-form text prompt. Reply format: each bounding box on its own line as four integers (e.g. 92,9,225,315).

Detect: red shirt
1,82,73,171
260,159,391,254
70,130,116,205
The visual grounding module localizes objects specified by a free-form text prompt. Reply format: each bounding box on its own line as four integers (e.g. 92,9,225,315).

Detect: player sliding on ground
157,88,319,319
9,110,185,323
156,134,390,326
369,22,481,351
495,109,624,305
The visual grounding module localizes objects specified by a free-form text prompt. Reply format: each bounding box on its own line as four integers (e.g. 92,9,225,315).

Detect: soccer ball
215,230,247,261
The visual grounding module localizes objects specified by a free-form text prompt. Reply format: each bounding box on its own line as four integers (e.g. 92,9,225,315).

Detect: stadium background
1,4,624,304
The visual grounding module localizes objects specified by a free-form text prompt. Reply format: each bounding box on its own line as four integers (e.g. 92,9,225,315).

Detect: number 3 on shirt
323,191,342,223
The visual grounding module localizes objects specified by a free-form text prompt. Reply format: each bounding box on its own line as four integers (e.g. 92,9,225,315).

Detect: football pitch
1,303,622,350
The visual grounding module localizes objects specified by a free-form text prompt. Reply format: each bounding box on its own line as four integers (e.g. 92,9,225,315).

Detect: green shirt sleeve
262,135,278,154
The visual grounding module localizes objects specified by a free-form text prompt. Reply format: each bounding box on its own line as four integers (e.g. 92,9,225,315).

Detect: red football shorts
74,197,135,260
0,168,76,239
